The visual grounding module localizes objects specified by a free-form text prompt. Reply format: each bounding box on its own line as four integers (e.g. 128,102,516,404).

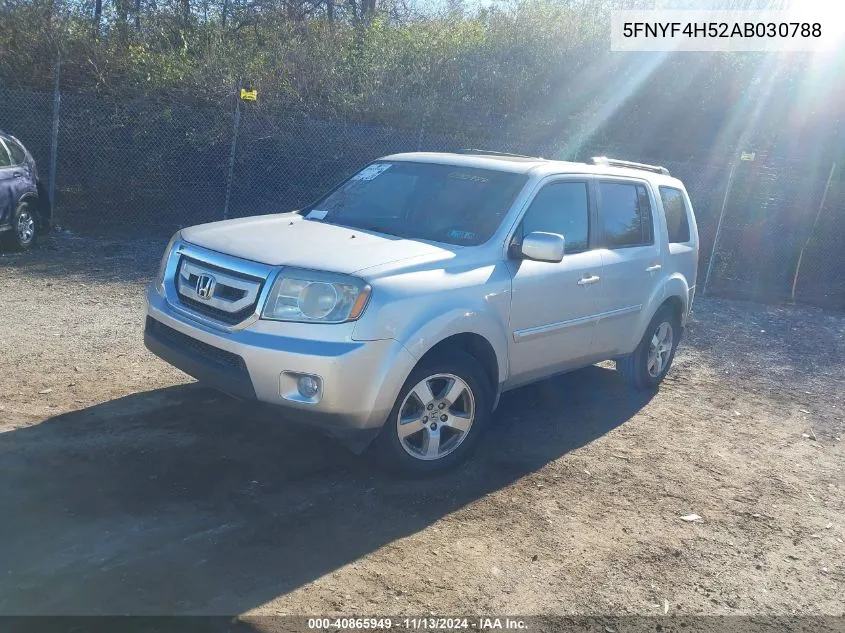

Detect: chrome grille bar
161,241,277,331
177,258,261,313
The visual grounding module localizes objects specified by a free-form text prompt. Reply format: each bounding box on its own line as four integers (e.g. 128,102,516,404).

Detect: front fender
396,307,510,381
352,262,512,389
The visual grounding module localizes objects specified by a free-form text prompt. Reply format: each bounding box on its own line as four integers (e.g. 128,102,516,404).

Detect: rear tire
617,305,681,390
371,350,492,477
2,199,38,251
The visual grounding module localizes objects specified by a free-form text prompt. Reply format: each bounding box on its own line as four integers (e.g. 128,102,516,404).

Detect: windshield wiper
350,222,402,238
324,217,402,238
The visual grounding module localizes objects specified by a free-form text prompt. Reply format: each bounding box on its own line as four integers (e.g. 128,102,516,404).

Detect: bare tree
346,0,377,25
93,0,102,33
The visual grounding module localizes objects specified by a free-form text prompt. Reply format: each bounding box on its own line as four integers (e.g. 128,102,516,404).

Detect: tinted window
5,138,26,165
599,182,654,248
0,142,10,168
519,182,589,253
305,162,527,246
659,186,691,243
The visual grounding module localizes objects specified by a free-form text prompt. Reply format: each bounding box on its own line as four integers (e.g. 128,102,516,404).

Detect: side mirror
519,231,565,263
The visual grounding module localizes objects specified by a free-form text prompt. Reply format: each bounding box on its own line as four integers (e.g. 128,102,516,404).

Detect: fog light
297,375,321,398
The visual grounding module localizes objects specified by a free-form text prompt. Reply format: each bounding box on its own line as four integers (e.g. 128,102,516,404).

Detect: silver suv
145,151,698,475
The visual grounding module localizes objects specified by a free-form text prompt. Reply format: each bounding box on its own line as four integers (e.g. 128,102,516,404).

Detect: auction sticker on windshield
353,163,392,181
306,209,329,220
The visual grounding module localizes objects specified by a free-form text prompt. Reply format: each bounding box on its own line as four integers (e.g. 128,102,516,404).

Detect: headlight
262,269,371,323
155,231,181,291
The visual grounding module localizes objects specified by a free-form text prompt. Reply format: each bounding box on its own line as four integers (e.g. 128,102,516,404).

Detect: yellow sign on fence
740,151,756,161
240,89,257,101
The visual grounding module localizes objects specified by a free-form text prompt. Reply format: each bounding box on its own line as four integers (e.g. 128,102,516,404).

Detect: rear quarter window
5,138,27,165
659,186,691,244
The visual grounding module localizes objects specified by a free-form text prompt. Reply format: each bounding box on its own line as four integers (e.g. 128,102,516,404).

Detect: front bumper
145,284,417,444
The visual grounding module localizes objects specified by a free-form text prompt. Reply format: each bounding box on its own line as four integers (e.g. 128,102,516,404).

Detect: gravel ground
1,234,843,621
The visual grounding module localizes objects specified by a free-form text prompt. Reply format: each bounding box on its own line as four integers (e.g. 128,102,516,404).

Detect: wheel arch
629,275,689,351
414,332,500,397
17,190,48,230
370,331,500,474
18,191,39,205
393,306,509,398
659,273,691,324
660,293,686,324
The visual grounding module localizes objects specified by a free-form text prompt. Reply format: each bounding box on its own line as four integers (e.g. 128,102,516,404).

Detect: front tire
617,305,681,390
372,350,492,477
3,199,38,251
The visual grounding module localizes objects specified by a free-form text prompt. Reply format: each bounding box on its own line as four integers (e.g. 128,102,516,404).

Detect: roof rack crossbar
591,156,670,176
456,148,542,159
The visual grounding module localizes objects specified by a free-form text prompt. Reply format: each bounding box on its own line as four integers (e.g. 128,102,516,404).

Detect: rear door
591,179,663,357
507,177,603,387
2,135,36,203
0,139,15,227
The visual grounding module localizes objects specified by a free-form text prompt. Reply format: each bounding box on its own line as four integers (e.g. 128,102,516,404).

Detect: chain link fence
1,85,842,310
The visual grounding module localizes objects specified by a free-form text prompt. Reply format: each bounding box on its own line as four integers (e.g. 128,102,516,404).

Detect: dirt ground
1,233,843,621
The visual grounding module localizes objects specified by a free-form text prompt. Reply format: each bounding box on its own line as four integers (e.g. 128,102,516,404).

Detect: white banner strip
611,10,842,52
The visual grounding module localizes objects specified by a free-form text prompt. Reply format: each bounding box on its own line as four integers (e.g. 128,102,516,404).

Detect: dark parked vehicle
0,131,47,250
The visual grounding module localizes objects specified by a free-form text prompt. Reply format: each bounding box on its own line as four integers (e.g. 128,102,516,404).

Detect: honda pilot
144,152,699,475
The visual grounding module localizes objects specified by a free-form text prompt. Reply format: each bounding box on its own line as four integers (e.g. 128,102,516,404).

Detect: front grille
146,317,245,370
175,256,265,325
178,295,256,325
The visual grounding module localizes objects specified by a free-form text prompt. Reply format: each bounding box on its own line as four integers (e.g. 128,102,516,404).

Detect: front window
303,161,528,246
518,181,590,254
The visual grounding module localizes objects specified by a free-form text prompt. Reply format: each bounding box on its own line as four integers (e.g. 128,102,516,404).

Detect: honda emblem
195,274,216,299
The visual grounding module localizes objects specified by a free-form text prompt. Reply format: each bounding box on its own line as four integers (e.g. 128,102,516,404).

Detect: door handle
645,264,662,272
12,172,22,178
578,274,601,286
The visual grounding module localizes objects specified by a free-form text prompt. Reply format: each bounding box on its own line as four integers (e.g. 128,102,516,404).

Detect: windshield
303,161,528,246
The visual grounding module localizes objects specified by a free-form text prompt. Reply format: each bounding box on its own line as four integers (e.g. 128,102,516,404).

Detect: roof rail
455,148,543,159
591,156,670,176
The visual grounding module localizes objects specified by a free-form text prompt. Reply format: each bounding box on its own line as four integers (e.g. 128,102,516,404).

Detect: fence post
416,111,427,151
222,78,242,221
703,158,738,296
48,54,61,228
790,161,836,302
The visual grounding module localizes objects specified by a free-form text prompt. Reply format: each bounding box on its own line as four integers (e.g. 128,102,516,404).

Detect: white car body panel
144,152,699,451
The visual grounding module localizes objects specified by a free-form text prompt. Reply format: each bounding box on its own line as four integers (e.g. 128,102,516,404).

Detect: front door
507,178,603,388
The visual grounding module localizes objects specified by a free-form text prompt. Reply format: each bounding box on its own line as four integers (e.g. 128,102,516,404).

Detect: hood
180,212,452,276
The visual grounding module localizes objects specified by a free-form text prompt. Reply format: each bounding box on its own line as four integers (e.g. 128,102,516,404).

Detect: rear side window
659,186,691,243
5,138,26,165
519,181,590,253
599,182,654,248
0,141,10,168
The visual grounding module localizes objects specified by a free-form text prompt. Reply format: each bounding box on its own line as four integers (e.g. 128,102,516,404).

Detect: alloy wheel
647,321,674,378
396,373,475,461
16,206,35,245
